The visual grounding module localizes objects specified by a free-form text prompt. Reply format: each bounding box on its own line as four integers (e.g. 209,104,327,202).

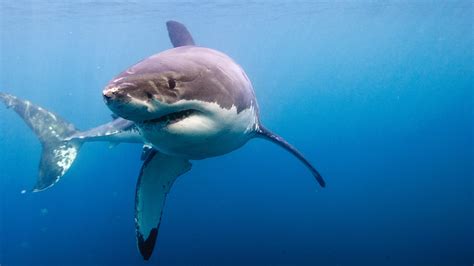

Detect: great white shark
0,21,326,260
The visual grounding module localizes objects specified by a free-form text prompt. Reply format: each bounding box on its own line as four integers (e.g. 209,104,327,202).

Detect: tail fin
0,92,82,192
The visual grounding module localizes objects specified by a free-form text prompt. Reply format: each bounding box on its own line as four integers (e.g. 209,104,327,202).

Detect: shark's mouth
142,109,198,126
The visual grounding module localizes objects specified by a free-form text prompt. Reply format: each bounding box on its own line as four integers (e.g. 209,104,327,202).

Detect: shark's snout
102,83,164,122
102,83,133,103
103,85,119,101
102,90,115,105
102,89,114,101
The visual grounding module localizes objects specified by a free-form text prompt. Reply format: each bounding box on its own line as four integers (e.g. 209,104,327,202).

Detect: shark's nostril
103,90,115,102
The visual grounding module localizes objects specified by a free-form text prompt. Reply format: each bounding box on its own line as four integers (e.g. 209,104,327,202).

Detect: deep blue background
0,1,472,265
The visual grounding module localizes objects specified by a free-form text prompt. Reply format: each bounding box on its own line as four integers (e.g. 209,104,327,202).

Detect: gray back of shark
105,46,257,117
1,20,326,261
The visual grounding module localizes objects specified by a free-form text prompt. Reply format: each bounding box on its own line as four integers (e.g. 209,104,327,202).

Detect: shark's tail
0,92,82,192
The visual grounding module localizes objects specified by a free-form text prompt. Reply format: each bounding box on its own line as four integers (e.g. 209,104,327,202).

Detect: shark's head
103,46,259,158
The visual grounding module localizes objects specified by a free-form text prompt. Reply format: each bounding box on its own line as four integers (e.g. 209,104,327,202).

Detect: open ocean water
0,1,472,265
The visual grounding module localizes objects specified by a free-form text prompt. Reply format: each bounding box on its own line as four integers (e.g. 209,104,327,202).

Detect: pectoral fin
256,126,326,188
135,149,192,260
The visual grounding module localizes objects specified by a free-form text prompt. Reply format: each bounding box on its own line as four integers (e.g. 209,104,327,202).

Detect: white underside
136,99,258,160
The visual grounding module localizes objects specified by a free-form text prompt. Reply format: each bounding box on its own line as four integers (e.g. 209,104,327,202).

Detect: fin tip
137,228,158,261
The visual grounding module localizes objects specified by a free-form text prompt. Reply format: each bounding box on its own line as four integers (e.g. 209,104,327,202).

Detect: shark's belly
138,103,258,160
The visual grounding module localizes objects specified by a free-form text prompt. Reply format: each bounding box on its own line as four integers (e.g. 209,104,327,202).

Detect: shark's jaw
102,85,199,124
104,97,258,160
102,69,259,160
141,109,200,127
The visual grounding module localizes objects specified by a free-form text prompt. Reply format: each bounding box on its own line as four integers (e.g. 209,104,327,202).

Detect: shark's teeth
143,109,197,125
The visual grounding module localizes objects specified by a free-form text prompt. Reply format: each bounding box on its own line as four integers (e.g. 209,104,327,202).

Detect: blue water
0,1,472,265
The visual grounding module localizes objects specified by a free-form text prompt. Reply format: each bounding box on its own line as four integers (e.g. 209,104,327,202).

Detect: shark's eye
168,79,176,90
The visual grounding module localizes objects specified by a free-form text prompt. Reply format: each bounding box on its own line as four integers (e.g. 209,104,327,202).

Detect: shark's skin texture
1,20,325,261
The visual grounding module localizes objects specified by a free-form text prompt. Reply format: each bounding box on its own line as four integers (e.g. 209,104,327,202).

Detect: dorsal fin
166,20,195,47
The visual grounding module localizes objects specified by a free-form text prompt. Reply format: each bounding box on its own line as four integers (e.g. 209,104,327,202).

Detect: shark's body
104,45,260,160
1,21,325,260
